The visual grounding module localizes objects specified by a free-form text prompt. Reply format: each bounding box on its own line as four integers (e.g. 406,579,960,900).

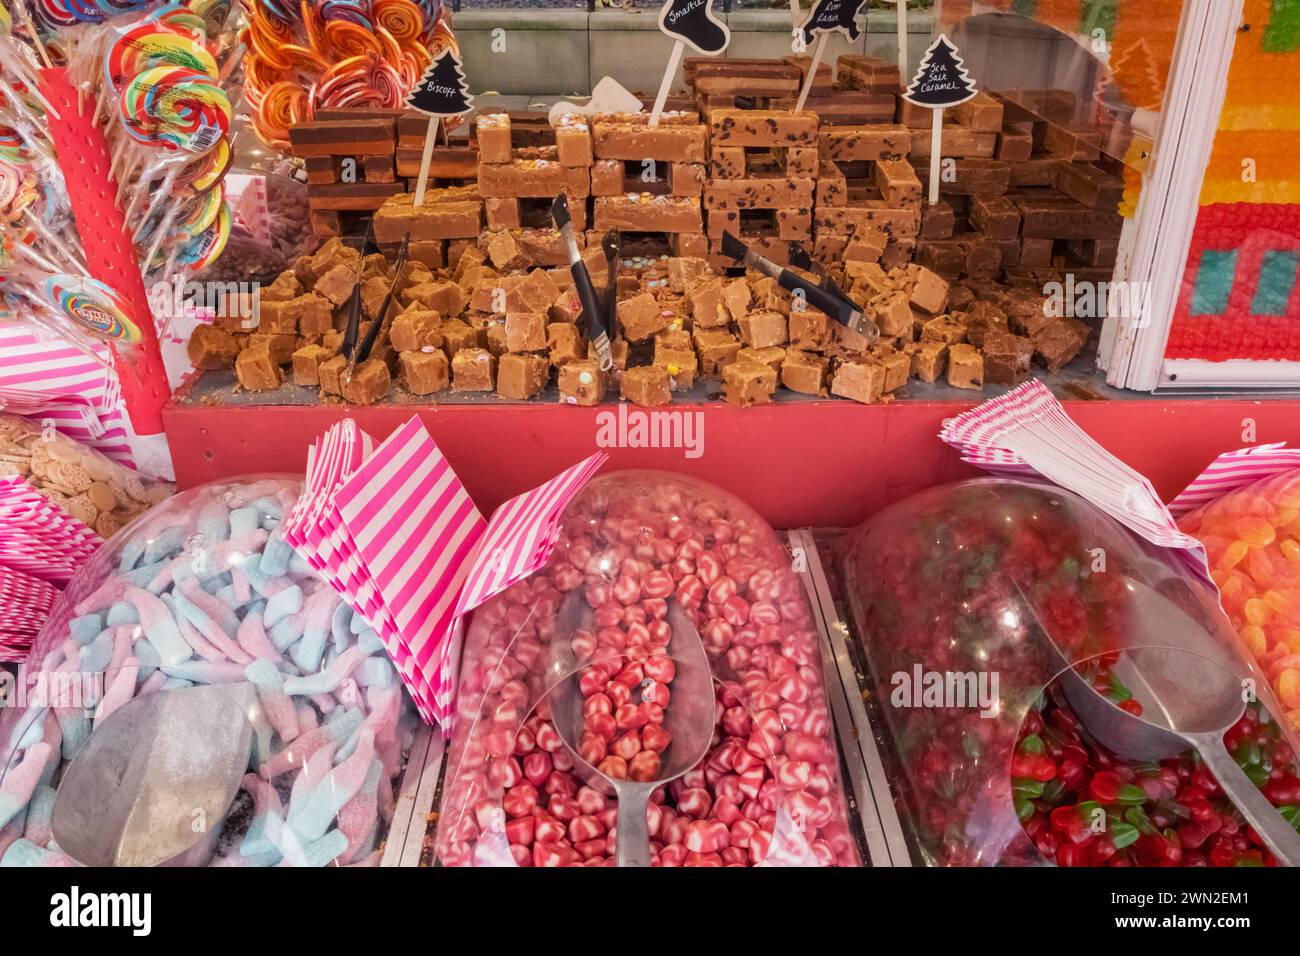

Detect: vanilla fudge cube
399,350,450,395
452,348,496,391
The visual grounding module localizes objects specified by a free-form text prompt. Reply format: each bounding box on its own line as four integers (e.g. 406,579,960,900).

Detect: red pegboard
38,67,169,436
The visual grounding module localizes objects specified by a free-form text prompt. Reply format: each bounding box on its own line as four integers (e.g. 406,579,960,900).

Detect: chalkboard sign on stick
794,0,868,112
406,49,476,207
650,0,730,127
903,34,978,204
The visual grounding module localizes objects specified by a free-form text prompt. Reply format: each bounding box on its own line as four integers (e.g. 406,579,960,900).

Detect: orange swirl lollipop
325,21,384,61
253,80,308,148
373,0,423,43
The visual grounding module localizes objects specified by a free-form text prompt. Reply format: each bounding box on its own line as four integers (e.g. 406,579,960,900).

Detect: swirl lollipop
185,0,232,34
119,65,230,153
173,199,229,272
105,21,219,89
144,4,209,43
42,274,143,345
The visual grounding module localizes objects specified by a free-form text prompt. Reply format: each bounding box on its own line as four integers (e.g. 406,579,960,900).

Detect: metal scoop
51,682,257,867
547,592,715,866
1044,578,1300,866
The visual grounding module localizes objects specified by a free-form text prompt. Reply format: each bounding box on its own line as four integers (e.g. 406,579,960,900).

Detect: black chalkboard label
659,0,730,55
903,34,978,108
798,0,867,45
406,49,476,116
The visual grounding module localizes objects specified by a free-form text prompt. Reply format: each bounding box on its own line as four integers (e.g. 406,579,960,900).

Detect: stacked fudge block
704,109,819,269
815,125,921,273
289,113,405,238
904,89,1125,289
778,54,899,125
371,185,483,270
685,58,809,114
393,112,479,186
290,109,479,239
589,112,708,259
477,111,594,267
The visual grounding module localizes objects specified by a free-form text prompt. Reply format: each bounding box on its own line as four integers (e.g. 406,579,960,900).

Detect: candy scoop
1033,578,1300,867
546,591,714,866
50,682,256,867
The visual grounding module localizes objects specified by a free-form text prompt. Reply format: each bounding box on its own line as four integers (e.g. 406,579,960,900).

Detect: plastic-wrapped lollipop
41,273,144,345
109,61,229,227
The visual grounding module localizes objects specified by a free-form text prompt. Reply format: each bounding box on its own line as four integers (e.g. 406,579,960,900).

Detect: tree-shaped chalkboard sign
406,49,475,207
650,0,730,127
794,0,868,111
903,34,978,204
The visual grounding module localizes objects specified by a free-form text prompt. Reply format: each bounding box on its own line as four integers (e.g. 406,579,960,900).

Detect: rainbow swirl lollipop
119,65,231,153
178,179,224,236
186,136,231,193
175,199,229,271
105,21,219,90
0,128,30,165
320,0,371,28
42,274,143,344
185,0,232,34
144,4,209,42
0,161,38,223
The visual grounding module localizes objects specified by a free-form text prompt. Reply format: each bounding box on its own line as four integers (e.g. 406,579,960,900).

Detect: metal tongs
720,231,879,347
551,192,614,371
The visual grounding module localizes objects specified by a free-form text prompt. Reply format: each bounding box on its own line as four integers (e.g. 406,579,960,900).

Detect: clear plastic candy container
0,476,417,867
837,478,1270,867
1180,469,1300,731
437,470,860,867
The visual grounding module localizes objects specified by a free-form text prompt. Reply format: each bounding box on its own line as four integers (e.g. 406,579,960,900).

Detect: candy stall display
0,476,419,867
836,478,1299,866
437,471,861,867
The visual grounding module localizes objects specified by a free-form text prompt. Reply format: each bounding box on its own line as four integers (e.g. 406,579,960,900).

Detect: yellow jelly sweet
1219,539,1249,569
1235,516,1276,549
1245,598,1272,626
1278,668,1300,709
1241,624,1268,657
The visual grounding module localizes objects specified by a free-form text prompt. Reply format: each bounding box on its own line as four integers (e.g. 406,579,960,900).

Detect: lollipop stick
413,116,440,207
795,34,828,113
648,40,684,129
893,0,908,78
126,160,178,236
23,208,88,273
928,108,943,205
10,0,52,69
141,201,184,277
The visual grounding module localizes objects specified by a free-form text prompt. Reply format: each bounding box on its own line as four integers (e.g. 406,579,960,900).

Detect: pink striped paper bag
0,475,101,584
939,381,1210,584
335,417,488,724
453,452,609,619
0,564,59,662
435,451,608,722
1168,443,1300,518
0,326,132,466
